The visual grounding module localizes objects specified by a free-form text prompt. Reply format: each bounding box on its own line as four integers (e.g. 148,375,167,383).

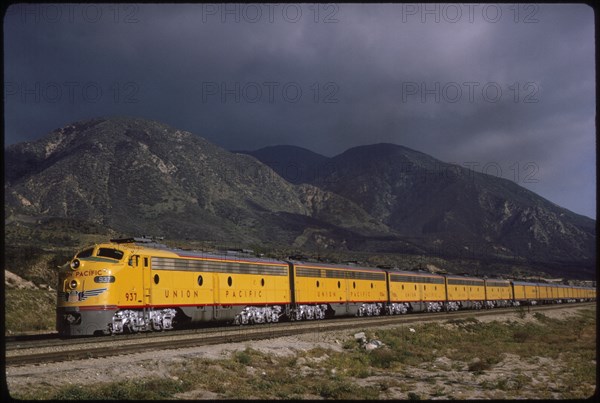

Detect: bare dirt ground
5,305,596,400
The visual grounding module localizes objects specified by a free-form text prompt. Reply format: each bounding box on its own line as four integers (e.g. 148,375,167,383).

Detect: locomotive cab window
77,248,94,259
97,248,124,260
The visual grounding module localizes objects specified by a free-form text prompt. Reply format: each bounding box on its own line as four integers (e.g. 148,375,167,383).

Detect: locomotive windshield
97,248,124,260
76,248,94,258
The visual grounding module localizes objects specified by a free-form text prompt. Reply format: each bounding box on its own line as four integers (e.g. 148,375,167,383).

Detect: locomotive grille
389,275,445,284
151,257,288,276
296,267,385,280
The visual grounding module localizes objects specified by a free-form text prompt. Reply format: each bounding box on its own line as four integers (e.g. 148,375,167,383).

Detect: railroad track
5,302,595,367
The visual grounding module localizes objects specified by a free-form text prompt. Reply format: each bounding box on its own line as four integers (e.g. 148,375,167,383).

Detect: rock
364,340,385,351
5,270,37,290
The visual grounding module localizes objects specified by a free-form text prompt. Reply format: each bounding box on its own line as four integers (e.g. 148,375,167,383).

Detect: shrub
51,378,188,400
368,347,397,369
468,359,491,374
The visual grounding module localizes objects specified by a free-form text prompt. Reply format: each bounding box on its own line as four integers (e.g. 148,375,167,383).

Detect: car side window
128,255,140,267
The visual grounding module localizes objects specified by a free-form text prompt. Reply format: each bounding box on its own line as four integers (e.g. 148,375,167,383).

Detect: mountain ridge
5,116,390,247
238,145,331,185
5,116,596,278
246,141,595,267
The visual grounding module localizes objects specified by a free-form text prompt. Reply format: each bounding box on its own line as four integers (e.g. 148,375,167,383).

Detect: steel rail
5,302,595,367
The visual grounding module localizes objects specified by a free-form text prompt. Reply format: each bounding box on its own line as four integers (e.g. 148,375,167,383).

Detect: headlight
69,280,78,289
70,259,81,270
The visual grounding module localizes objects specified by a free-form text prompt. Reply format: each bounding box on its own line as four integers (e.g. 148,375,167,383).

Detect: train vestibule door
128,254,149,306
141,256,151,306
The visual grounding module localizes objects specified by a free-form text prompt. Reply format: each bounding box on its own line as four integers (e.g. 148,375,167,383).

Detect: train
57,237,597,336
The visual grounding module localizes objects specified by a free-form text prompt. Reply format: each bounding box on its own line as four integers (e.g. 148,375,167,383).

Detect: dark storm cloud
3,3,595,218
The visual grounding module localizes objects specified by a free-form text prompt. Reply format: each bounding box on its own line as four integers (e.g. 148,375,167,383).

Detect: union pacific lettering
225,289,262,298
349,290,372,298
164,290,200,299
75,270,106,277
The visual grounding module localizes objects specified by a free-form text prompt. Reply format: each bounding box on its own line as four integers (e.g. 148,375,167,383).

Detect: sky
3,3,596,219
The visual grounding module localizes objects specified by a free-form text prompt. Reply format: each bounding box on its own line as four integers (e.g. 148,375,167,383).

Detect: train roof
99,239,597,286
97,239,446,273
289,259,386,273
511,280,569,287
510,280,539,286
386,269,445,277
445,274,485,281
106,239,288,265
174,250,289,265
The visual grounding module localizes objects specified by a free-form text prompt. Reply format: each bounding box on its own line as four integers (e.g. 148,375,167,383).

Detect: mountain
238,145,330,184
4,117,388,246
5,118,596,279
308,143,596,266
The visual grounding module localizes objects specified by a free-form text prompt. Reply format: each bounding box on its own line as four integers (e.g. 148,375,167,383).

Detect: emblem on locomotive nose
65,288,108,302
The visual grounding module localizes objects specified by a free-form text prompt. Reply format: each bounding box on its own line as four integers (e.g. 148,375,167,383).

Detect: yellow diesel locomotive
57,237,292,335
57,237,596,336
387,271,446,314
289,260,388,319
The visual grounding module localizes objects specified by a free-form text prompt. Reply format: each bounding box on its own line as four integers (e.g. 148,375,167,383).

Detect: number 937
125,292,138,302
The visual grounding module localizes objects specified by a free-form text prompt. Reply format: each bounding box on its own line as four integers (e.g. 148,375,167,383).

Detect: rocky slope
4,117,388,248
5,117,596,277
248,143,596,268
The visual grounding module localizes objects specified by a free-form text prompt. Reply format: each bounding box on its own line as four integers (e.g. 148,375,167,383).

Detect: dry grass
11,307,596,400
5,289,57,333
